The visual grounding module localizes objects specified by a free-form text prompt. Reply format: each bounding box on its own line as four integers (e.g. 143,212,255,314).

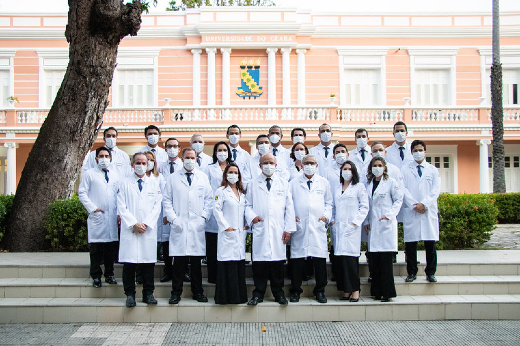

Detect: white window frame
479,46,520,106
422,144,458,194
36,49,68,108
488,144,520,193
0,50,15,109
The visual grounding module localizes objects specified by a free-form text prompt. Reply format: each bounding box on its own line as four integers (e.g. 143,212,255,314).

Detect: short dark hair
410,139,427,152
103,127,118,137
371,141,385,149
339,160,360,186
96,146,112,159
269,125,282,135
227,124,241,135
212,141,232,165
333,143,347,155
144,125,161,136
132,152,147,163
393,121,408,131
182,147,196,157
319,123,331,132
164,137,179,146
355,128,368,137
291,127,306,137
256,134,269,145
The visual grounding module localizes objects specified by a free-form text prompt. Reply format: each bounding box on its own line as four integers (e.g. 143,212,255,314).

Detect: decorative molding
194,23,302,35
337,47,389,56
478,45,520,56
407,47,460,56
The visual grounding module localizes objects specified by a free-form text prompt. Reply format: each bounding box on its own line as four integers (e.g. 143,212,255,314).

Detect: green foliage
491,193,520,223
45,194,89,252
0,195,15,248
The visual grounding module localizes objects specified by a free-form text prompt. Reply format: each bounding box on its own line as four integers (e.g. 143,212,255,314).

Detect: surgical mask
262,164,276,176
294,150,306,161
372,150,385,159
97,158,111,170
184,159,196,171
167,147,179,158
356,137,368,148
217,152,228,162
335,153,347,165
147,134,159,146
147,161,154,172
372,166,384,178
395,132,406,142
134,164,147,176
292,136,304,144
257,143,270,155
227,173,239,184
269,134,281,144
342,170,353,181
192,142,204,153
228,134,240,145
303,165,317,176
413,151,425,162
104,137,116,149
320,132,332,143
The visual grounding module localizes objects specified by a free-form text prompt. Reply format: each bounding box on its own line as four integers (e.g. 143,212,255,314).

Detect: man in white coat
349,128,372,184
226,124,251,174
269,125,291,169
117,152,163,307
401,140,441,283
385,121,414,171
245,153,296,305
163,147,214,304
309,123,336,177
243,134,290,184
78,146,120,288
326,143,349,190
138,125,168,167
190,134,213,170
289,155,332,303
291,127,307,145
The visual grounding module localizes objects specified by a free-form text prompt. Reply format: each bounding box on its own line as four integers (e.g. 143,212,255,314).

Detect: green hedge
491,193,520,223
0,195,15,248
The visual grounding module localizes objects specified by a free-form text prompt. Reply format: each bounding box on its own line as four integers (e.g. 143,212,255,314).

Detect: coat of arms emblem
236,58,263,99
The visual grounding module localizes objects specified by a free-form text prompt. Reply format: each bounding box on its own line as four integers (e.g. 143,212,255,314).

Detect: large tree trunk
6,0,142,251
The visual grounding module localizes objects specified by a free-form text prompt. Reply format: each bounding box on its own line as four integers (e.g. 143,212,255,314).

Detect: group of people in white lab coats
79,121,441,307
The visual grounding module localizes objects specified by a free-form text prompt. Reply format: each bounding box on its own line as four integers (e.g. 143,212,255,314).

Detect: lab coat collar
224,185,241,202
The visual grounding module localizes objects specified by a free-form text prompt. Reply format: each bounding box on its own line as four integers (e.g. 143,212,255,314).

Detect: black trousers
290,257,327,295
330,245,337,279
370,252,396,299
205,232,218,284
365,251,373,277
405,241,437,276
159,241,172,276
122,262,155,296
252,260,285,299
172,256,203,296
89,241,117,279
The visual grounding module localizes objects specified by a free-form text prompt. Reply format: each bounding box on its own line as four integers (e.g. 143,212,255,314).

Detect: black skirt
370,252,397,299
214,260,248,304
335,255,360,293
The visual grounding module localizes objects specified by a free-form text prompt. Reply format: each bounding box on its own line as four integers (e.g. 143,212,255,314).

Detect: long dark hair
211,141,232,164
220,162,246,194
366,156,389,183
339,160,359,186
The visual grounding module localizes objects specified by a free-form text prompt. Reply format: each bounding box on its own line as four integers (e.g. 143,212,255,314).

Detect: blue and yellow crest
236,58,263,99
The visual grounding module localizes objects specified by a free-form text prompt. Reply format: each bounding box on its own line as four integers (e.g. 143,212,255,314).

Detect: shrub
0,195,15,248
491,193,520,223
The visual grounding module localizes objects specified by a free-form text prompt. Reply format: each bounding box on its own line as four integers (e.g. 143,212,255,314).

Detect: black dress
214,259,248,304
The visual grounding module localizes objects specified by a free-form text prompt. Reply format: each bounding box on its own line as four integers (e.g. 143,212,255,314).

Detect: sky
0,0,519,13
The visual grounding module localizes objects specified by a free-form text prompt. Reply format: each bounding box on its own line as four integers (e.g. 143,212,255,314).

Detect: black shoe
143,294,157,305
405,274,417,282
247,297,262,306
105,276,117,285
381,297,391,302
302,275,310,281
289,293,300,302
367,276,372,283
316,292,327,304
158,254,165,262
126,295,136,308
193,294,208,302
373,296,381,300
169,294,181,304
183,273,191,282
93,278,102,288
160,274,172,283
426,275,437,283
349,297,359,303
275,296,288,305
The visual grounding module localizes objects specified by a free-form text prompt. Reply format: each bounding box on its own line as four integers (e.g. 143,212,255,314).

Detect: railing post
478,107,490,124
162,108,173,126
5,109,17,126
330,106,338,123
403,107,413,123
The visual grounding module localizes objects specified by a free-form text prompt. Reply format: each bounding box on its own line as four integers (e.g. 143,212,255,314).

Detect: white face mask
167,147,179,158
335,153,347,165
228,134,240,145
97,158,111,170
147,160,154,172
147,134,159,146
257,143,270,155
183,158,196,171
395,132,407,143
216,152,228,162
269,134,281,144
104,137,116,149
320,132,332,143
303,164,317,176
227,173,239,184
262,164,276,176
134,164,147,176
372,150,385,159
294,150,306,161
372,166,384,178
292,136,304,144
356,137,368,149
413,151,425,162
192,142,204,153
342,170,353,181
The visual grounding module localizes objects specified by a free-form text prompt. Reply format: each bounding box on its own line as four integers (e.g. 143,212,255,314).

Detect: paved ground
482,224,520,250
0,321,519,345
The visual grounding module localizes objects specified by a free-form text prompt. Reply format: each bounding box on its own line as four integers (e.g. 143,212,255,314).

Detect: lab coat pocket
196,216,206,232
345,223,357,236
295,220,303,233
171,219,183,233
252,221,265,238
89,212,104,225
222,230,236,245
317,220,327,232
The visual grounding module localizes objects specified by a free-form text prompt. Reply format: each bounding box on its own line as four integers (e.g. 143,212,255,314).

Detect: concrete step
1,295,519,323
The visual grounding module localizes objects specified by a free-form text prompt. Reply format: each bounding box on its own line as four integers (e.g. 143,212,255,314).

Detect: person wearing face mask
349,128,371,180
245,154,296,306
82,127,131,178
78,147,120,289
330,161,369,302
138,125,168,167
213,163,249,304
268,125,292,174
326,143,349,190
190,134,212,170
244,134,290,183
291,127,307,145
386,121,414,171
364,157,403,302
163,148,214,304
289,155,332,304
203,142,232,284
117,152,163,308
401,140,441,284
158,138,182,177
226,124,251,175
309,123,336,177
288,142,309,181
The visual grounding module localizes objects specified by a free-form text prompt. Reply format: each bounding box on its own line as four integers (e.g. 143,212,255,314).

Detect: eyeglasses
302,162,317,166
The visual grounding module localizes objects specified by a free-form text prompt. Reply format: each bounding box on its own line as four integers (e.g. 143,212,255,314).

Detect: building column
267,48,278,107
221,48,232,107
4,142,18,195
296,49,307,106
281,48,291,106
478,139,492,193
206,48,217,107
191,49,202,106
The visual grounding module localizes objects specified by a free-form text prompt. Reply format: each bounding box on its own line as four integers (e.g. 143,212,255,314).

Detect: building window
485,69,520,105
0,70,9,108
488,156,493,168
414,69,450,106
505,156,511,168
344,69,380,106
114,69,153,107
44,70,66,108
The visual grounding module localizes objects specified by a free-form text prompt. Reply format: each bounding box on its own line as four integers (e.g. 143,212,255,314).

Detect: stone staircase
0,251,519,323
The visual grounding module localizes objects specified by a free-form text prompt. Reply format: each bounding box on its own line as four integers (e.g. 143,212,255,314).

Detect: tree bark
6,0,142,251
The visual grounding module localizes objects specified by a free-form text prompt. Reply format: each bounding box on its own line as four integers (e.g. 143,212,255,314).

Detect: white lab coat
82,146,131,179
401,161,441,242
117,174,162,263
349,145,372,185
243,153,290,183
149,173,170,242
203,162,225,234
157,158,182,177
288,163,303,182
326,162,342,191
385,141,415,171
245,173,296,262
196,152,213,171
138,145,168,167
309,143,335,177
290,174,333,259
213,186,247,261
78,167,120,243
365,177,403,252
331,183,369,257
163,168,214,257
230,145,251,178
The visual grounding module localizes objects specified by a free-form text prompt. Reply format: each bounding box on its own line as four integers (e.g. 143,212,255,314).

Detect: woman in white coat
288,142,308,182
213,162,248,304
331,160,369,302
364,157,403,302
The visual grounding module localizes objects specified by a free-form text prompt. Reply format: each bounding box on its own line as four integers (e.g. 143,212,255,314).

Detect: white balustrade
413,108,478,121
488,107,520,121
338,108,403,122
16,110,48,123
103,109,164,123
